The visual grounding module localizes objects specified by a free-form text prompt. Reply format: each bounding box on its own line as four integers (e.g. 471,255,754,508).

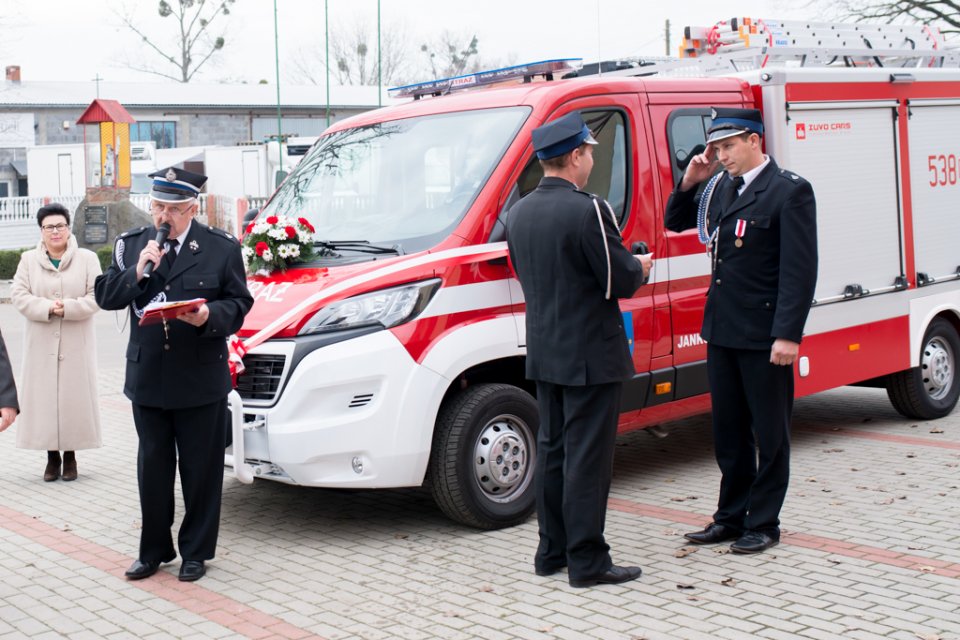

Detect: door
241,149,263,197
57,153,73,196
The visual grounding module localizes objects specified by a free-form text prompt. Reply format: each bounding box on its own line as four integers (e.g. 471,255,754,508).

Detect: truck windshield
262,106,530,254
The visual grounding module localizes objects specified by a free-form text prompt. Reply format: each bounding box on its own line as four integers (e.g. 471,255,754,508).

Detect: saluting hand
770,338,800,366
680,144,719,192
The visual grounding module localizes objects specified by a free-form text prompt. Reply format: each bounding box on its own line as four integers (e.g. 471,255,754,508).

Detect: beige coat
12,236,103,450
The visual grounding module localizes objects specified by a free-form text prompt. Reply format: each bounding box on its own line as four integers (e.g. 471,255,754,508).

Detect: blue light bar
389,58,583,99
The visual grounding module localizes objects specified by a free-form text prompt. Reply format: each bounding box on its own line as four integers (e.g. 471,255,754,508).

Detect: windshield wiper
314,240,404,255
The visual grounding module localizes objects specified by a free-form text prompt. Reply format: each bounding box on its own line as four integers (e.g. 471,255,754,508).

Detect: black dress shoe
125,558,164,580
569,565,642,588
179,560,206,582
535,563,566,577
730,531,779,554
684,523,741,545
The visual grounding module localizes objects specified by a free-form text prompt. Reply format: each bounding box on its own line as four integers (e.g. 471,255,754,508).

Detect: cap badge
165,168,177,181
189,240,199,251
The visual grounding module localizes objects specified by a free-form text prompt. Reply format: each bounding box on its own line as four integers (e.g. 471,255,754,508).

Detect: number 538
928,154,958,187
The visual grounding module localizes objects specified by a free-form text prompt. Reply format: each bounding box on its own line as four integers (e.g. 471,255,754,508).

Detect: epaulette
573,189,596,199
203,224,238,242
118,225,149,240
777,169,805,183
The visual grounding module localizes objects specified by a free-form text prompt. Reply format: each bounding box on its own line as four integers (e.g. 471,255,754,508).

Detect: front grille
237,354,286,401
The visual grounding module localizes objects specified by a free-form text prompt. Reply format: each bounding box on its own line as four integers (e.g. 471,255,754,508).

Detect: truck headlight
299,279,441,335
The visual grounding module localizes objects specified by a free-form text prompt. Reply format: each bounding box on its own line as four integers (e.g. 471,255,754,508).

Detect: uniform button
165,285,171,291
164,344,171,351
715,279,721,285
54,292,61,298
765,302,771,308
718,258,723,264
58,355,64,360
750,220,756,225
199,281,204,286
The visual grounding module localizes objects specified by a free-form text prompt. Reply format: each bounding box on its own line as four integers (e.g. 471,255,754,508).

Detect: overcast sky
4,0,841,86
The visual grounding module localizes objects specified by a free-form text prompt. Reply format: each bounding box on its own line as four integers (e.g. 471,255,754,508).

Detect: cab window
510,109,630,226
666,109,717,197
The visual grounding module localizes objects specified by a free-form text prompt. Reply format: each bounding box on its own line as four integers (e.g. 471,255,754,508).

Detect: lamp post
325,0,331,126
377,0,382,107
274,0,283,174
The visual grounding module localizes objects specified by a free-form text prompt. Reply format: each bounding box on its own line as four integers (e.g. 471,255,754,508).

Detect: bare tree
288,17,412,87
420,32,480,79
824,0,960,35
118,0,237,82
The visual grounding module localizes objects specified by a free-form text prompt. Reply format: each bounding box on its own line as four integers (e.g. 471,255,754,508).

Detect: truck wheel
430,383,538,530
886,317,960,420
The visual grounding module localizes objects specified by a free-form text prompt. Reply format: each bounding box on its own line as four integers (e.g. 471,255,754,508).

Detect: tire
429,383,538,530
886,317,960,420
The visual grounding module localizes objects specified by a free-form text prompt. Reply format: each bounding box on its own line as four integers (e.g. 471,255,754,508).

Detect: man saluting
665,108,818,554
95,167,253,581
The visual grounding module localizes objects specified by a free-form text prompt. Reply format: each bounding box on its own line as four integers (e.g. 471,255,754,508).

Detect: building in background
0,65,394,198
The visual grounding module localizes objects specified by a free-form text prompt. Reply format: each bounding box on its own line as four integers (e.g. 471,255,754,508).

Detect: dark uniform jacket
507,177,646,386
94,222,253,409
665,159,818,350
0,329,18,412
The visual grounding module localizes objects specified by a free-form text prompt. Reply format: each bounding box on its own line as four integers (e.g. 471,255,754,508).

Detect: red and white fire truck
227,18,960,529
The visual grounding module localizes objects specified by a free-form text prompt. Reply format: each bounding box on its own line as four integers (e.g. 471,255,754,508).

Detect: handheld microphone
142,222,171,279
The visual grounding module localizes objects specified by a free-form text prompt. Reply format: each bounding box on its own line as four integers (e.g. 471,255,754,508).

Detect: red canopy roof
76,99,136,124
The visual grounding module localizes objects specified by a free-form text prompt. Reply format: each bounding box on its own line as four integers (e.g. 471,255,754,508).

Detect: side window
509,109,630,226
667,109,715,196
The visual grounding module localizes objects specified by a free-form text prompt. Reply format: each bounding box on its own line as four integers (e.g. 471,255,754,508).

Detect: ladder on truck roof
600,17,960,78
386,18,960,100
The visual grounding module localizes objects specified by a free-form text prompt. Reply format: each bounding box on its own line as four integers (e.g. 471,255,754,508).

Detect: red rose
255,241,269,256
266,215,279,225
298,217,316,233
245,222,255,234
284,225,296,238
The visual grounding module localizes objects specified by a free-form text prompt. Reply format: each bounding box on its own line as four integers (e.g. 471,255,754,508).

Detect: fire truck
226,18,960,529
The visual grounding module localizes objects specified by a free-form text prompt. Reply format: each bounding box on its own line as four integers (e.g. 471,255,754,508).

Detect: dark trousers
132,399,228,562
534,381,620,580
707,344,793,536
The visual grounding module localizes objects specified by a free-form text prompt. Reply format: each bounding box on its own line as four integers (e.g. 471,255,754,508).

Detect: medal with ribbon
734,218,747,248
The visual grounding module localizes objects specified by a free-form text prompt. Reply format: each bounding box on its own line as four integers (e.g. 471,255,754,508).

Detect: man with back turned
507,112,651,587
95,167,253,581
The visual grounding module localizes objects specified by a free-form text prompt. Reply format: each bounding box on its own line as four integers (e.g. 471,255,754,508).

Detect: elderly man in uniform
0,328,19,433
95,167,253,581
507,112,652,588
665,108,818,554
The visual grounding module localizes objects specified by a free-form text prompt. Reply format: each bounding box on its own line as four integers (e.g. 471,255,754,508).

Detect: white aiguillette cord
592,197,617,300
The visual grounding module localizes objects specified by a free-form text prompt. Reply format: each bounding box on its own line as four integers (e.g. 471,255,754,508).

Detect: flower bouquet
242,215,317,275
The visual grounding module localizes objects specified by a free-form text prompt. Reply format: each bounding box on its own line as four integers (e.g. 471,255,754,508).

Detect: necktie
164,238,179,271
720,175,744,215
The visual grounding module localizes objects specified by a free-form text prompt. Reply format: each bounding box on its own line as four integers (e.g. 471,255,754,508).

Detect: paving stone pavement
0,302,958,640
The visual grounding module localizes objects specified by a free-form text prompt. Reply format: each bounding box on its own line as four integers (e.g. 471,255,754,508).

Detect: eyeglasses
41,223,69,232
150,201,195,216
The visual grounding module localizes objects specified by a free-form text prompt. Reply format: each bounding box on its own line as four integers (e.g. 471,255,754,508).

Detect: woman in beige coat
12,203,102,481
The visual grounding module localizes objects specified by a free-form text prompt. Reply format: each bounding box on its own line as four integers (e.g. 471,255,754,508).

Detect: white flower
298,230,313,244
252,222,271,235
283,243,300,258
267,227,288,241
260,248,273,262
241,246,254,258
